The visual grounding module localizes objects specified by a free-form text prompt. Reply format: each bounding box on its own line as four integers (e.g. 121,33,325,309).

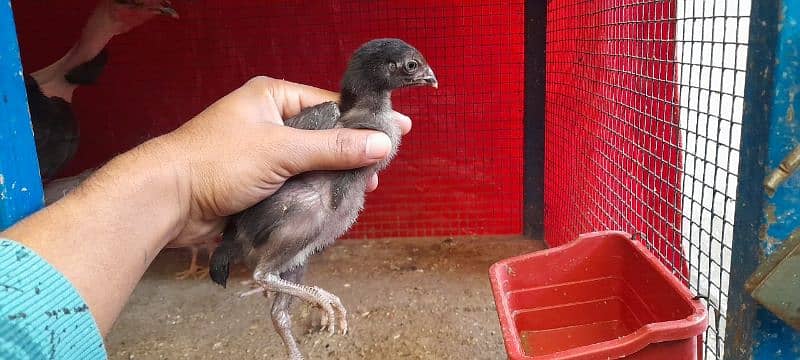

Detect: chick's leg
249,265,348,336
270,265,305,360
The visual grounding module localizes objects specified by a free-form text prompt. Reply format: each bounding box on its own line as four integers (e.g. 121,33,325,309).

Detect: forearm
1,136,188,335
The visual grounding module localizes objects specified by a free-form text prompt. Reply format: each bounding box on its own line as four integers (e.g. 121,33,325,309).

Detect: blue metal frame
0,0,43,230
0,0,795,356
725,0,800,358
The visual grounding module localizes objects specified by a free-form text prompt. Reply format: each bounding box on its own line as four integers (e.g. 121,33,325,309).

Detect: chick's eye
405,60,419,72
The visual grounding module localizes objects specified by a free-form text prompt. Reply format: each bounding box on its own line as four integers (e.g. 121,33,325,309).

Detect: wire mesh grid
544,0,749,358
11,0,757,356
11,1,525,239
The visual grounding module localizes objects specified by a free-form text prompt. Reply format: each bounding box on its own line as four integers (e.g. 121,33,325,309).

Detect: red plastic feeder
489,231,707,359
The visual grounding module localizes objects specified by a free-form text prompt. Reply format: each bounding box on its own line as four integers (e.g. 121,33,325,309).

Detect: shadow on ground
106,236,545,359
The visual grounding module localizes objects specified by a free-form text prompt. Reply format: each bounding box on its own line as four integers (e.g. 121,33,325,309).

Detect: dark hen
28,0,180,183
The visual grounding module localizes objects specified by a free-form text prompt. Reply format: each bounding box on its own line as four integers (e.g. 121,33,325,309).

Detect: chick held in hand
208,38,437,359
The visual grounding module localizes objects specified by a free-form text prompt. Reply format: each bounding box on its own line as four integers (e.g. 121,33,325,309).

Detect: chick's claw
317,302,330,331
317,299,337,336
239,286,267,298
309,287,347,336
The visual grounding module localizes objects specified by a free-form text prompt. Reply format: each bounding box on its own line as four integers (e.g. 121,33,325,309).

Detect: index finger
258,76,412,135
265,78,339,119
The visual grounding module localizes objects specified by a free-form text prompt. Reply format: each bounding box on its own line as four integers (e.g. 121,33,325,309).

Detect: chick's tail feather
209,239,241,288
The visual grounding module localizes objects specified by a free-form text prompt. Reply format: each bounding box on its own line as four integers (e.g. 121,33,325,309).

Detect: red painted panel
544,1,687,279
12,1,524,239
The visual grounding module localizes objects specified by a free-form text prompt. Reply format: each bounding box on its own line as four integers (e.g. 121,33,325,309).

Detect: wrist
0,135,192,335
73,134,191,251
119,134,193,249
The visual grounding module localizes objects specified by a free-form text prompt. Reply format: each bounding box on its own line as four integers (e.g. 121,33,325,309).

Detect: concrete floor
105,236,545,360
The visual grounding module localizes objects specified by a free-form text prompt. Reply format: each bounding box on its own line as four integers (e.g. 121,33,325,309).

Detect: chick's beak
415,67,438,88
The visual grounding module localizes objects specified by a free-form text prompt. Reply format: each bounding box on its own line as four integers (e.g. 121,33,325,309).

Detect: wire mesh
11,1,525,239
545,0,685,278
675,1,749,358
12,0,756,357
545,1,750,358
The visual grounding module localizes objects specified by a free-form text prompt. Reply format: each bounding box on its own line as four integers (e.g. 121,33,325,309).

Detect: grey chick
209,38,437,359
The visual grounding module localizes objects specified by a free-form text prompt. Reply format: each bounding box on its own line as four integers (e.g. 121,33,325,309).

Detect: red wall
544,1,688,279
12,1,524,239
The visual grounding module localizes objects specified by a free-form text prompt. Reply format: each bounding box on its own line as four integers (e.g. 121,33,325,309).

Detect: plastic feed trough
489,231,708,359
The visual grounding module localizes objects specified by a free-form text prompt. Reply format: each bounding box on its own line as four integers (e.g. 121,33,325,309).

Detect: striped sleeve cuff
0,239,106,360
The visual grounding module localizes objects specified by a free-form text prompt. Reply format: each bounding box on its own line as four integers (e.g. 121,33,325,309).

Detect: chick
209,38,437,359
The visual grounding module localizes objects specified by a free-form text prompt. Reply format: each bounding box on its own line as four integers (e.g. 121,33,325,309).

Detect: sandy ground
105,236,545,360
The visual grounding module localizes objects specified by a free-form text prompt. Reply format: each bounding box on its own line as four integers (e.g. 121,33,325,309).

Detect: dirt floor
105,236,545,360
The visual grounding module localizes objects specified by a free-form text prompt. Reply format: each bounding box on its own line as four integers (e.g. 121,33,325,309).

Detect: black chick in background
209,38,438,360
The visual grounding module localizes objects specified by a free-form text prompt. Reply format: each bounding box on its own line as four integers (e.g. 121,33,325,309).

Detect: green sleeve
0,239,107,359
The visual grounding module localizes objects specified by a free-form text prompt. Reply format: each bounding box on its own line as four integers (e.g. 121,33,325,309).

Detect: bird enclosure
11,1,526,240
3,0,798,359
545,1,749,358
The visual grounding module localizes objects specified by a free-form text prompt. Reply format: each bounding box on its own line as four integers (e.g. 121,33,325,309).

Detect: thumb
275,127,392,176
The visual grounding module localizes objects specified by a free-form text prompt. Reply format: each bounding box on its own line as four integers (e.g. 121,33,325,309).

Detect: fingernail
396,113,412,133
365,133,391,160
366,173,379,192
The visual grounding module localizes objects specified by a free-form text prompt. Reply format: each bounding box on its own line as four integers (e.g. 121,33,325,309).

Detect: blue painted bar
726,0,800,358
0,0,43,229
751,1,800,358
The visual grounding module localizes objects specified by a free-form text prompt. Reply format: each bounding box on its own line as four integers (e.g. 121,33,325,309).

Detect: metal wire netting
11,1,526,239
11,0,756,357
544,1,749,358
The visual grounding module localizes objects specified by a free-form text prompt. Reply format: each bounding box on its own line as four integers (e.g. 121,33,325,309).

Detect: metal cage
0,0,797,358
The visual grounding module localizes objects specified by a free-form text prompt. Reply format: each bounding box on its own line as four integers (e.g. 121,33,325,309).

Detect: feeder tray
489,231,708,359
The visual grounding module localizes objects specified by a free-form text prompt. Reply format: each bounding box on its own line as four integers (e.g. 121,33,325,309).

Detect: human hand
160,76,412,248
0,76,414,335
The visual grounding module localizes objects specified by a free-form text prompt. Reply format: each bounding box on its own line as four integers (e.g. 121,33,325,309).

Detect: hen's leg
174,246,200,280
193,238,218,279
270,265,306,360
249,266,348,336
175,237,217,279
